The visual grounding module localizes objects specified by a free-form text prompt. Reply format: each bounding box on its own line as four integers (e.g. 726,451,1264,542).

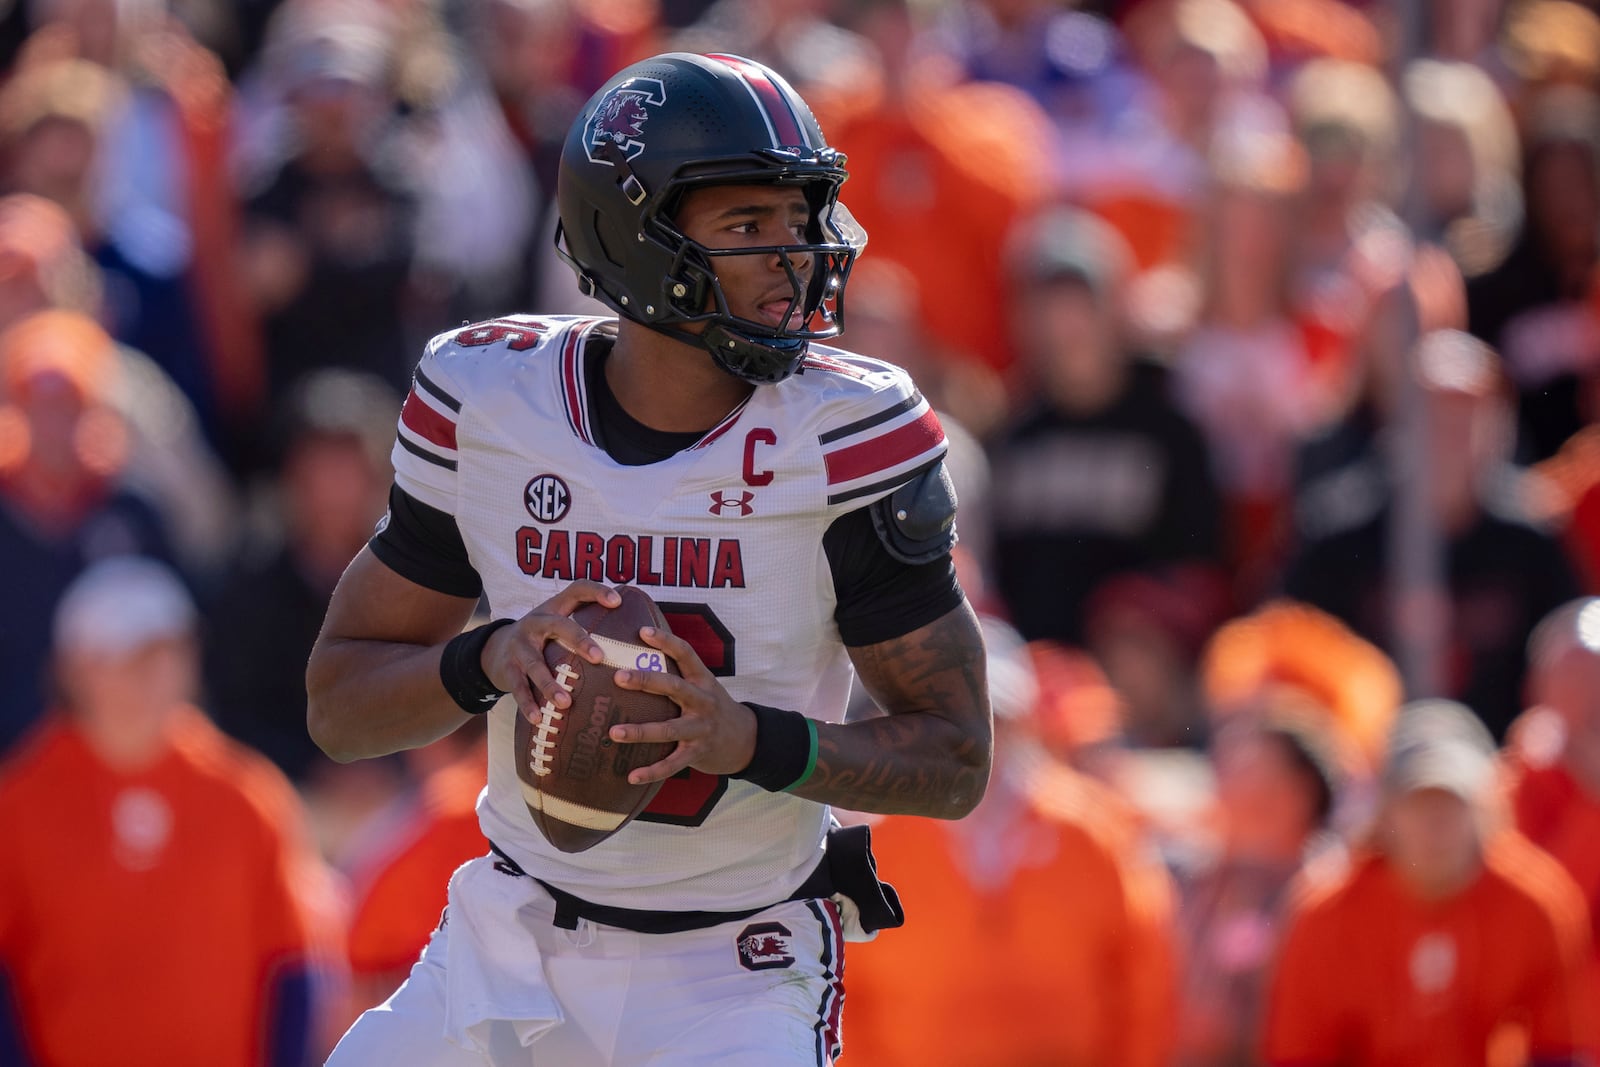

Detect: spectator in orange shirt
1263,699,1595,1067
341,718,487,1021
1507,598,1600,960
844,619,1177,1067
0,558,329,1066
809,0,1054,375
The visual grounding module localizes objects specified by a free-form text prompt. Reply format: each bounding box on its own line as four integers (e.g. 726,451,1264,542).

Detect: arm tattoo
793,602,992,818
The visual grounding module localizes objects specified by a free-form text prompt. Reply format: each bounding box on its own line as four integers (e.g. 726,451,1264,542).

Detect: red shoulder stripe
401,389,457,450
823,408,944,485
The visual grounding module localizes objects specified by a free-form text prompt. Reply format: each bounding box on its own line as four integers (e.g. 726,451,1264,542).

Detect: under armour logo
708,490,755,517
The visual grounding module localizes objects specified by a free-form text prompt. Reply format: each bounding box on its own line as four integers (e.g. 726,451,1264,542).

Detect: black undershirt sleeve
369,484,484,599
824,505,964,648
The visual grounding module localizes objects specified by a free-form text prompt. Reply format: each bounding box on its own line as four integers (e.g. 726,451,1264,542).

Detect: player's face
675,183,813,331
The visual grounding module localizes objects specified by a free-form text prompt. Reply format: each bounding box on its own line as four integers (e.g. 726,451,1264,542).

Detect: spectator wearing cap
204,369,397,789
1263,700,1595,1066
991,206,1224,644
0,558,335,1066
990,206,1225,746
1284,329,1580,741
236,2,427,428
844,617,1178,1067
1508,599,1600,972
1404,59,1522,280
0,308,175,755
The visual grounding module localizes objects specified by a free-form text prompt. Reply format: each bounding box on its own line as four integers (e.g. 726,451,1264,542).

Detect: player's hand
607,627,758,784
481,581,620,718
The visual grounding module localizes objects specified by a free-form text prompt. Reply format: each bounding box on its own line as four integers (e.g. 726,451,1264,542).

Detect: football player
309,52,992,1067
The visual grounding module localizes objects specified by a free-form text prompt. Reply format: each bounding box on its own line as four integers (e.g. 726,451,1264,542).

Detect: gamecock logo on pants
736,921,795,971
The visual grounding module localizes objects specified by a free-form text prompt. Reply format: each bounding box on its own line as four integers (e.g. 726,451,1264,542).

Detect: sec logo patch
525,474,572,523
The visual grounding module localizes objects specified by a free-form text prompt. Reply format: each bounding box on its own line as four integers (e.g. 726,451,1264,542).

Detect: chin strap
701,322,808,384
635,318,808,385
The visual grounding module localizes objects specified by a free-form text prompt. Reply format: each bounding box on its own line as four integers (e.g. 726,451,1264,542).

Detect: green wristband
782,716,819,792
735,703,816,793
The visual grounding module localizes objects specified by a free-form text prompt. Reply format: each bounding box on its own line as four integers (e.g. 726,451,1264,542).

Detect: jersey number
453,318,545,350
636,603,736,827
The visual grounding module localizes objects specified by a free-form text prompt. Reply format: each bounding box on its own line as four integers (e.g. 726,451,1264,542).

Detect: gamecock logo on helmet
585,77,668,165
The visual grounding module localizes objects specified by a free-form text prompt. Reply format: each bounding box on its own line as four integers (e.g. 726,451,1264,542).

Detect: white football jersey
391,315,947,911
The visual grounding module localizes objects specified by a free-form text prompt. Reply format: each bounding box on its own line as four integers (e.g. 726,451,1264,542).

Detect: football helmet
555,52,866,384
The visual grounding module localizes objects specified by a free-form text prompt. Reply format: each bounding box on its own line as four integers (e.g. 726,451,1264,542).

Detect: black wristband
733,703,819,793
440,619,515,714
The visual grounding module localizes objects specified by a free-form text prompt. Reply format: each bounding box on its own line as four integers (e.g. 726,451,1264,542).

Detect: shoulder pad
868,461,958,565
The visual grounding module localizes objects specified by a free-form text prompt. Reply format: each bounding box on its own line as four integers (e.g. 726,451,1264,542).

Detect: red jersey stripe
690,396,751,450
705,53,806,147
401,389,457,450
801,355,869,380
561,326,589,444
823,408,944,485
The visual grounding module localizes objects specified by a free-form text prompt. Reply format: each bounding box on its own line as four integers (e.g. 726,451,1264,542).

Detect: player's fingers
613,666,703,708
609,716,708,745
636,626,713,684
541,580,621,618
626,745,696,785
534,616,606,664
503,662,538,712
521,657,574,711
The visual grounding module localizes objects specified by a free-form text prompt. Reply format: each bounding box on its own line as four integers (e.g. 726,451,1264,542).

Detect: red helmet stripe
705,53,810,149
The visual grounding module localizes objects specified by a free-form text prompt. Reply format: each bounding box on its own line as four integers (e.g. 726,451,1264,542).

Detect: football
514,585,681,853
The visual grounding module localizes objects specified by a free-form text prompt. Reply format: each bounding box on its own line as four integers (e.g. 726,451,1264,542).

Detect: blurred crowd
1,0,1600,1063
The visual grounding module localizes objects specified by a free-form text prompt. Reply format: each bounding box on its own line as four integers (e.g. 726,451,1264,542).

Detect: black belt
489,841,835,934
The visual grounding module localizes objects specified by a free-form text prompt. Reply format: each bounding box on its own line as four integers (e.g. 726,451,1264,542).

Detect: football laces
528,663,580,778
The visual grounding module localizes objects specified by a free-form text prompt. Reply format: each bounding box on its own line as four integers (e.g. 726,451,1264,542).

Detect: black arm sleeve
825,504,965,647
368,484,484,598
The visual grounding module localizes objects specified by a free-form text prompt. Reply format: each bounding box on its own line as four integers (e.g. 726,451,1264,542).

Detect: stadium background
1,0,1600,1062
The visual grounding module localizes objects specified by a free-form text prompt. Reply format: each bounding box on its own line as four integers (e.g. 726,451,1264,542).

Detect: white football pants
326,855,844,1067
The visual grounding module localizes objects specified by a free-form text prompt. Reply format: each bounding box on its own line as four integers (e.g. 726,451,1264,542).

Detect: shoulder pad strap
868,461,958,565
